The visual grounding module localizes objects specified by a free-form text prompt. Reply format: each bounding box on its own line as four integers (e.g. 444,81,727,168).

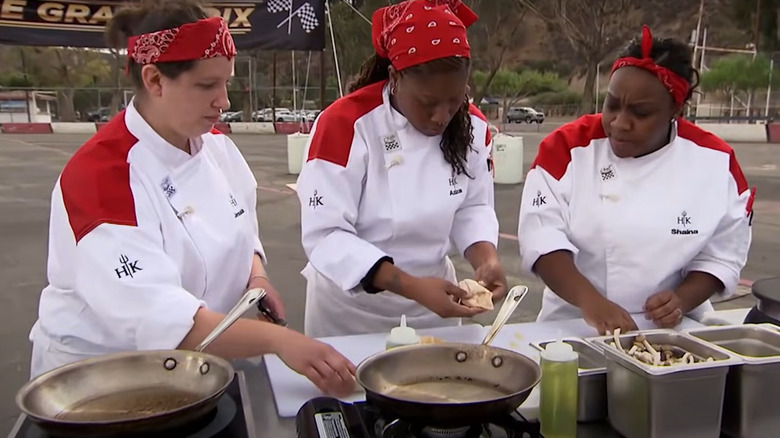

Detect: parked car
505,107,544,124
85,107,110,122
219,111,243,122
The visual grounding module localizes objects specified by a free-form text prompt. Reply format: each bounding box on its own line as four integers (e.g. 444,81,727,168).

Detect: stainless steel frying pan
355,285,542,428
15,288,267,437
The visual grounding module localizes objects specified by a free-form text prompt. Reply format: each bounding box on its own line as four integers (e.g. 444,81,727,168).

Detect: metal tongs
481,285,529,346
254,288,288,327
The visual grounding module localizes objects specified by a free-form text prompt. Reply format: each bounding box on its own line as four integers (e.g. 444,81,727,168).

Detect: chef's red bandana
126,16,236,73
371,0,478,71
610,25,690,107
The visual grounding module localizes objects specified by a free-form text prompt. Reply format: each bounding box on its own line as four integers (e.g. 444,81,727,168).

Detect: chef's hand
644,290,684,328
248,275,286,321
581,296,638,335
474,259,509,302
276,331,356,398
408,277,485,318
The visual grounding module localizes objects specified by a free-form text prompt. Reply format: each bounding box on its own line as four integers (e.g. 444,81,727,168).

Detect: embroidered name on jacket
230,193,245,218
449,176,462,196
671,211,698,235
115,254,142,279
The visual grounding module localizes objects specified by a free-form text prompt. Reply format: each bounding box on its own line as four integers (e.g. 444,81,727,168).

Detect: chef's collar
124,98,204,168
382,81,410,131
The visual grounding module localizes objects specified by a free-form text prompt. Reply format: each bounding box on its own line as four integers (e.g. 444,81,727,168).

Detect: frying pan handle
481,285,529,346
195,288,267,352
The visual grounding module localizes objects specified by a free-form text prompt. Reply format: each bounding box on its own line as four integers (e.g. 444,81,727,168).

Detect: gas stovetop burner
419,425,472,438
296,397,542,438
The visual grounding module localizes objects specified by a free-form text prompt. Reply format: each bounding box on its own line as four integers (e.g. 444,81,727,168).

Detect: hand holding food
458,279,495,311
407,277,485,318
581,296,638,335
474,259,509,301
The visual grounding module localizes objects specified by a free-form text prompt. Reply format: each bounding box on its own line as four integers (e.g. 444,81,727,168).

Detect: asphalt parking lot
1,121,778,433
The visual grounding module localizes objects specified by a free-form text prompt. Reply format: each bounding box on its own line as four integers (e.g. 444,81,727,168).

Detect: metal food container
531,337,608,422
686,324,780,438
587,329,742,438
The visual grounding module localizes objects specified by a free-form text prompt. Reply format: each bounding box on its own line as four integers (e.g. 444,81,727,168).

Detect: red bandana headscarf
371,0,478,71
126,16,237,73
611,25,690,107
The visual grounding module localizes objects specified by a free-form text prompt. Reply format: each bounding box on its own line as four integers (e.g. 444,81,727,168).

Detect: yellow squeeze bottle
539,339,578,438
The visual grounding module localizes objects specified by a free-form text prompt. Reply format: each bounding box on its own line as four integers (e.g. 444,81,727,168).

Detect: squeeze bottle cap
541,339,578,362
388,315,419,346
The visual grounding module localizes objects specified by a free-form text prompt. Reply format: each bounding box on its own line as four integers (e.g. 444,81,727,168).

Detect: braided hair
347,54,475,177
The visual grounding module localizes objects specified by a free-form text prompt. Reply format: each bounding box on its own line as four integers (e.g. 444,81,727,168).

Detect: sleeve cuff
310,231,391,291
135,293,206,350
520,227,578,274
360,256,394,294
684,261,739,298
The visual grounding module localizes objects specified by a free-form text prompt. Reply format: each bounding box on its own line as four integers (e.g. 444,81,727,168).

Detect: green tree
466,0,527,106
473,69,566,120
518,0,640,115
700,53,779,114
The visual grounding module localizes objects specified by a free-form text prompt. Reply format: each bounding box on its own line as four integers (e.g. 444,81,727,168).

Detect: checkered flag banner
267,0,293,13
298,3,319,33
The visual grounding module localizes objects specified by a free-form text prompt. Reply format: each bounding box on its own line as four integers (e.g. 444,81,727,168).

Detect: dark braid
347,55,474,177
347,53,391,93
440,98,473,177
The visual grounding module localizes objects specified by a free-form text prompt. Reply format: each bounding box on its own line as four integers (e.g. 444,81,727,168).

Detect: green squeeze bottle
539,339,579,438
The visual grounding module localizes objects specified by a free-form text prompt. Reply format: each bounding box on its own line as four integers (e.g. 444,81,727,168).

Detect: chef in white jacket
518,26,755,335
296,0,508,338
28,1,355,398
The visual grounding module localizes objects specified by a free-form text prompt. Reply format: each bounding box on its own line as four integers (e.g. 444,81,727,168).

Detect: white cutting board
264,323,489,418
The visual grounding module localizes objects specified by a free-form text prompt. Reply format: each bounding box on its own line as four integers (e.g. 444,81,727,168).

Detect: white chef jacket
518,115,753,323
29,101,266,379
296,80,498,338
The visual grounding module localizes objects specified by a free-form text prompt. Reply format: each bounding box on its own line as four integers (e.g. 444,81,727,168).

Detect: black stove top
9,372,255,438
296,397,543,438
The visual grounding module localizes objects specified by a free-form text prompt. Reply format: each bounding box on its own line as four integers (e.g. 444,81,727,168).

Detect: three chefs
296,0,509,338
29,3,755,393
518,26,754,335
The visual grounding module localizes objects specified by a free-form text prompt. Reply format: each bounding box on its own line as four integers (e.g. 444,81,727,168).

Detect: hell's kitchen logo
309,189,324,209
115,254,142,279
531,190,547,207
671,211,698,235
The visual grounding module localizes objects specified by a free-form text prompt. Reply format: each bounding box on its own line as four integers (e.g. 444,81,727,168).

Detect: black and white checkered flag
298,3,319,33
267,0,292,13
